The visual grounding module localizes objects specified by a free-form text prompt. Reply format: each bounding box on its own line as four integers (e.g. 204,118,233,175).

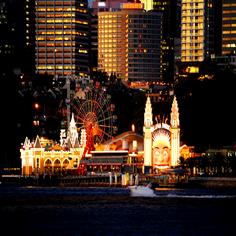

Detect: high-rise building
0,0,26,73
35,0,89,79
0,2,11,73
24,0,36,75
89,0,128,72
88,8,98,72
222,0,236,55
181,0,205,62
98,2,162,83
181,0,220,62
151,0,181,82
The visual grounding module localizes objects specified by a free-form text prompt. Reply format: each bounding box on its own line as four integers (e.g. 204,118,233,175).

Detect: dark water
1,186,236,236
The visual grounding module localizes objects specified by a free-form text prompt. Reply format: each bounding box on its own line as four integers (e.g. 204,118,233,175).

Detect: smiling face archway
152,127,171,169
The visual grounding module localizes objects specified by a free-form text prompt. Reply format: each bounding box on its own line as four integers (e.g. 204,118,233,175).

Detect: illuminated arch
62,159,70,168
152,128,170,148
44,158,53,174
44,158,52,166
53,159,61,173
152,127,171,168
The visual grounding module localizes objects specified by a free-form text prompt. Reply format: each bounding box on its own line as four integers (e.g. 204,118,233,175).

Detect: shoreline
2,175,236,189
187,176,236,189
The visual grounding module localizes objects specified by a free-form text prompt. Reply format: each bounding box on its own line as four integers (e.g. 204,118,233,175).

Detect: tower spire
170,96,180,167
144,95,153,127
170,96,179,128
67,112,78,147
143,95,153,173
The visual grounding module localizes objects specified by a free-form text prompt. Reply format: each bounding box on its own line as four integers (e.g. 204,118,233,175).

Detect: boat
128,183,157,197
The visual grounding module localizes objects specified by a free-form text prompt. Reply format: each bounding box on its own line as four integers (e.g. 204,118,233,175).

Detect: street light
34,103,40,110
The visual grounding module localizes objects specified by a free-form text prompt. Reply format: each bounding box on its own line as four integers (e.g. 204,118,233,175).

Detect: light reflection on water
1,186,236,199
154,187,236,198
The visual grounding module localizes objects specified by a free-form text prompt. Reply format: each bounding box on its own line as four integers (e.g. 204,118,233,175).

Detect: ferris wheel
71,79,117,146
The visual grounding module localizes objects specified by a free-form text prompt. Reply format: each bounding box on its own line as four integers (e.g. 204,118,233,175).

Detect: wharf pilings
2,175,236,189
0,174,123,187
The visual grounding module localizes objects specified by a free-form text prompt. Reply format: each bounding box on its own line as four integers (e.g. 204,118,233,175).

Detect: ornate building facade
143,96,180,173
20,113,83,176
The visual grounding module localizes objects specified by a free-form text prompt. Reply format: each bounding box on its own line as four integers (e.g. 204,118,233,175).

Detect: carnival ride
70,79,117,158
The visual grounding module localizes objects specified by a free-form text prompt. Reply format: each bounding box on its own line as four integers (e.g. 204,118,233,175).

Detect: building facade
143,96,180,174
222,0,236,55
35,0,89,79
88,0,129,73
152,0,181,82
181,0,220,62
98,2,162,83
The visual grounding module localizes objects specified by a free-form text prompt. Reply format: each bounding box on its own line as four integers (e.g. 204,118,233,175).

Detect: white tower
143,96,153,173
80,128,87,147
67,113,78,147
170,96,180,166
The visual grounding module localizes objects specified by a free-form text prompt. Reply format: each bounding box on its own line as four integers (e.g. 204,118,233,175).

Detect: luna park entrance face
152,128,171,168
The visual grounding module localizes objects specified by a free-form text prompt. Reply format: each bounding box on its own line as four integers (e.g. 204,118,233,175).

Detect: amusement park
18,76,192,187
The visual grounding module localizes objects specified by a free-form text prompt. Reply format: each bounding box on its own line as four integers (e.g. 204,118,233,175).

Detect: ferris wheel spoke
76,122,84,126
73,107,86,122
97,115,114,124
94,89,101,104
75,115,86,123
91,101,99,114
88,101,93,115
79,105,89,117
100,99,109,109
96,88,104,103
99,128,113,139
75,101,91,118
73,101,84,114
90,95,93,112
101,106,111,114
92,102,101,113
98,124,113,128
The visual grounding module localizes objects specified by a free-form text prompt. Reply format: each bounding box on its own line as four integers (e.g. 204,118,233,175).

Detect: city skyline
1,4,236,236
1,0,236,168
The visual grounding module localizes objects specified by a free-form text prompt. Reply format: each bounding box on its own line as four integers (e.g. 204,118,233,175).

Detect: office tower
181,0,219,62
222,0,236,55
0,1,11,72
24,0,36,75
89,1,128,72
35,0,89,79
0,0,26,73
88,8,98,72
98,3,162,83
151,0,181,82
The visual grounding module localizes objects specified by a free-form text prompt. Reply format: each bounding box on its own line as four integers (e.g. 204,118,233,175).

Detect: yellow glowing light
121,3,144,10
132,124,135,132
34,103,40,109
185,66,199,73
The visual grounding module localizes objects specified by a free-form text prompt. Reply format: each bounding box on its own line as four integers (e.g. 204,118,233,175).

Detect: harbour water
1,186,236,236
